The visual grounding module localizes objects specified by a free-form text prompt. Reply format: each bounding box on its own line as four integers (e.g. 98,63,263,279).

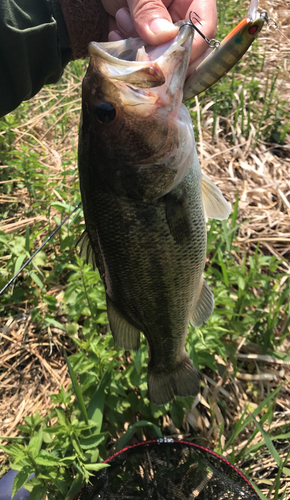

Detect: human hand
101,0,218,75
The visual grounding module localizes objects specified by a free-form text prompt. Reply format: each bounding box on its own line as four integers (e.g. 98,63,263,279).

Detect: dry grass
0,314,73,461
0,0,289,497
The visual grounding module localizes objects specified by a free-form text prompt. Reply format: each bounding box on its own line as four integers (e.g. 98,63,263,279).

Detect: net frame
75,438,261,499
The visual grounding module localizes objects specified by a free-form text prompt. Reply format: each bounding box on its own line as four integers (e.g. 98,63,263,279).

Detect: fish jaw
80,24,195,189
87,23,194,111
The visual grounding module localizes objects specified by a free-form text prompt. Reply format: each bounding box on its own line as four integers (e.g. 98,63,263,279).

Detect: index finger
169,0,218,65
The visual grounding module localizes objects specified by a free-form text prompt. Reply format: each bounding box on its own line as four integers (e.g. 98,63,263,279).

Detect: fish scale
78,24,231,405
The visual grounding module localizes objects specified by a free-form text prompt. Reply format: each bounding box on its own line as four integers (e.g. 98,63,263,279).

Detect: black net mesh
76,440,261,500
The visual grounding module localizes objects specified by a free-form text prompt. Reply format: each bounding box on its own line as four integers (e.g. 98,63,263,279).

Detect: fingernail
116,8,134,34
108,30,123,42
149,18,176,35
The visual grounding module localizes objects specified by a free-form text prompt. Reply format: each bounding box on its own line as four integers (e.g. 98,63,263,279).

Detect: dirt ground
0,0,289,497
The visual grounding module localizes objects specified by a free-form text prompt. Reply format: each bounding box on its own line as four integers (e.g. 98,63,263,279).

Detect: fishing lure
183,0,269,99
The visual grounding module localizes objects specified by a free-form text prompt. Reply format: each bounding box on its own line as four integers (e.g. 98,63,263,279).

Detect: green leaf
71,434,86,460
251,414,282,468
171,401,184,429
64,472,84,500
224,385,282,450
60,455,77,465
87,372,110,433
251,483,269,500
238,276,245,291
115,421,162,452
0,443,25,458
64,349,89,425
14,254,26,275
30,271,45,290
44,317,66,332
50,202,76,213
218,248,229,287
29,484,47,500
0,435,28,443
25,226,30,252
28,428,43,458
45,469,68,496
80,432,107,450
12,466,35,498
54,407,69,427
132,346,146,375
84,463,110,471
35,450,62,466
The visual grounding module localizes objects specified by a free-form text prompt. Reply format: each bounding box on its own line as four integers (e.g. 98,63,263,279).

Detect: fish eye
95,102,116,124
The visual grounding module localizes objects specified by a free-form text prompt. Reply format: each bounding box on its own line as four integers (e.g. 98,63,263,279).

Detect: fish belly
80,158,206,404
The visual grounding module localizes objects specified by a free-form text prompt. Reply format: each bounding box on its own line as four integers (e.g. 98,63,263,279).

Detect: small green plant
2,198,289,497
0,394,109,500
1,3,289,497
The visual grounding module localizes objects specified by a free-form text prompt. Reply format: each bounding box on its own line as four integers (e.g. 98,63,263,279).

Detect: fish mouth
87,22,194,108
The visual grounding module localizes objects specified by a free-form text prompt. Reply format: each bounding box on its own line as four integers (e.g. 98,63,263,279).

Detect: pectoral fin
201,174,231,220
77,230,98,269
107,296,140,351
165,190,191,243
191,277,214,328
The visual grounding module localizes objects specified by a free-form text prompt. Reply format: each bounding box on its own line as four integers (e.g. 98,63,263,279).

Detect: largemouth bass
78,23,231,406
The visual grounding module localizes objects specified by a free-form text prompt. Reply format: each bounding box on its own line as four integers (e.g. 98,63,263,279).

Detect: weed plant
0,1,289,499
1,201,289,498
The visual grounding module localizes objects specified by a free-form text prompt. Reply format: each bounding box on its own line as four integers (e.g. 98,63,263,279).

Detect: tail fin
147,353,200,406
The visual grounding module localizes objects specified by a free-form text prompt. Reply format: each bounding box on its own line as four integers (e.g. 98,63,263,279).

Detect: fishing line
260,10,290,44
0,202,82,296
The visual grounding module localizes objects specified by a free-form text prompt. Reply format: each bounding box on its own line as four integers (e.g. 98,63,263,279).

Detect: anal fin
191,277,214,328
148,352,200,406
201,174,231,220
107,296,140,351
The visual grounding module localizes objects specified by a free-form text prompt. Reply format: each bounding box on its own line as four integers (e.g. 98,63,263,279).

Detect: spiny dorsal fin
191,277,214,328
201,174,231,220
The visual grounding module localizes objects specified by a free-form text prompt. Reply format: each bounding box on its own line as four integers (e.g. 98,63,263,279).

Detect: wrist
60,0,108,59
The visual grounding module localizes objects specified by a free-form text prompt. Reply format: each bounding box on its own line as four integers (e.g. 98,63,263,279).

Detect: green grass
0,1,290,498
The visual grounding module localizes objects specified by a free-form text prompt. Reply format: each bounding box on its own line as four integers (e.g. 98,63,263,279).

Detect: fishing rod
0,202,82,296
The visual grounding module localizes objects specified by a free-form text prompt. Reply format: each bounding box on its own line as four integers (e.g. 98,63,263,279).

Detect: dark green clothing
0,0,72,117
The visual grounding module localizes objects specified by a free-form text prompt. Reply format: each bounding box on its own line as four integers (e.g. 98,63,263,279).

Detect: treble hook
189,11,220,48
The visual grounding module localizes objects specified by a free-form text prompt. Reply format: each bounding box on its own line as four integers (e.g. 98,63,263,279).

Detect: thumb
126,0,178,45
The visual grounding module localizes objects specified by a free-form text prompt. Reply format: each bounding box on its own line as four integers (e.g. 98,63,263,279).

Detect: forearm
0,0,107,117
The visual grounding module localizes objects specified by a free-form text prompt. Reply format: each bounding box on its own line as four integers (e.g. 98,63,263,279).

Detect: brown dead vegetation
0,0,289,497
